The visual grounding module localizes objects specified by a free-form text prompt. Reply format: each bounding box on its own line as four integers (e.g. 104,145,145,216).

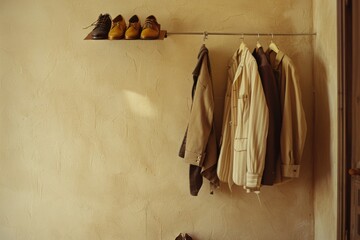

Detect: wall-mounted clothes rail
165,32,316,37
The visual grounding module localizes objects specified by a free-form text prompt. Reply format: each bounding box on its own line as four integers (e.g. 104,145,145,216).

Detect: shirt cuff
244,186,261,193
246,172,262,188
282,164,300,178
184,150,206,166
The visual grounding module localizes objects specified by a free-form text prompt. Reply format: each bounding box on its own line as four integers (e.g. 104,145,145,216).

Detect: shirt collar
274,50,285,69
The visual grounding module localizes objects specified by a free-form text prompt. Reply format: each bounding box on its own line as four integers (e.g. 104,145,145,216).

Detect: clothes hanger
203,31,208,44
256,33,262,50
268,33,279,53
238,33,246,53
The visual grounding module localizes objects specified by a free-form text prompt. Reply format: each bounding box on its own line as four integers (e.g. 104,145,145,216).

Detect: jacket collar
192,44,209,77
253,47,270,67
232,44,248,81
266,49,285,70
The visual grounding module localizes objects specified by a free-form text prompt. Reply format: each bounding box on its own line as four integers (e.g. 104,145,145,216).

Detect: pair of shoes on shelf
87,14,160,40
114,15,161,40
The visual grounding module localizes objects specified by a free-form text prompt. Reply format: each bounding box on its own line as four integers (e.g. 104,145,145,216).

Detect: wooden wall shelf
84,30,167,40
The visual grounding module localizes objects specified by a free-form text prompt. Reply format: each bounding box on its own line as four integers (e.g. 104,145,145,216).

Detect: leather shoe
140,15,160,39
108,15,127,39
90,14,112,39
125,15,141,39
175,233,193,240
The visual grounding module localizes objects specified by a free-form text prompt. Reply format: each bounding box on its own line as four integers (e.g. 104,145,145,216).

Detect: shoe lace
83,14,108,29
143,18,157,29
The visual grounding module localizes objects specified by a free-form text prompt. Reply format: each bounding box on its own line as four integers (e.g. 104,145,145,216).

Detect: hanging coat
253,47,282,185
179,44,220,196
266,49,307,181
217,44,269,190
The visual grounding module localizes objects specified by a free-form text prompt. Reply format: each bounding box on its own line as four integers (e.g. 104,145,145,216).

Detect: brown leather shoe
87,14,112,39
140,15,160,40
125,15,141,39
175,233,193,240
108,15,126,39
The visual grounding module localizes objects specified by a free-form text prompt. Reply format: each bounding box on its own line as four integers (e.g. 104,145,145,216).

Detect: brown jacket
179,45,219,195
253,47,281,185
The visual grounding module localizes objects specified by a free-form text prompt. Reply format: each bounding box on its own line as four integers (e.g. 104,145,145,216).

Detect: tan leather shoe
140,15,160,40
108,15,126,39
125,15,141,39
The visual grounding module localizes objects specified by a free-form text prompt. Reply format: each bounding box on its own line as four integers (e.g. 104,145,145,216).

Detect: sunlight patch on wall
122,90,156,118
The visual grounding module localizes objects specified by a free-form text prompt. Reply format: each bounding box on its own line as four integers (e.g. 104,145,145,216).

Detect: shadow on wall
313,54,331,195
208,47,231,141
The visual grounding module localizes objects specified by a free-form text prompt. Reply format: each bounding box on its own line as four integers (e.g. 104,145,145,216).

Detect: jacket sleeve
280,60,307,178
183,56,214,167
245,60,269,189
217,76,234,185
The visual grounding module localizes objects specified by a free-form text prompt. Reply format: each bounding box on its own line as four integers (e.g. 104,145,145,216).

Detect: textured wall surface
313,1,338,240
0,0,314,239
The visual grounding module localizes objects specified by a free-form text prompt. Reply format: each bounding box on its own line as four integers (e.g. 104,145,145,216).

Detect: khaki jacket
218,44,269,190
179,45,219,195
267,50,307,179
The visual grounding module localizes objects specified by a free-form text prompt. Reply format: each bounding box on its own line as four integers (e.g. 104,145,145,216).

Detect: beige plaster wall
313,0,338,240
0,0,314,239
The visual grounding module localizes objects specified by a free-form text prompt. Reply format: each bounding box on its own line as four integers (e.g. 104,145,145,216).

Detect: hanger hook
240,33,244,42
203,31,208,42
270,33,275,43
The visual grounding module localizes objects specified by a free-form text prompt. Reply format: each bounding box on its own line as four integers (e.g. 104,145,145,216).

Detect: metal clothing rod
166,32,316,37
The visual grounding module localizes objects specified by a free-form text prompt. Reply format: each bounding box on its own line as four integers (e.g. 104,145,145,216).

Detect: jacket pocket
234,138,247,152
233,137,247,185
238,94,248,111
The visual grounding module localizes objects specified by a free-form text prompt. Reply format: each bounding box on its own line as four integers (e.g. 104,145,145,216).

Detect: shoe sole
108,36,124,40
140,35,160,40
92,36,108,40
125,35,140,40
